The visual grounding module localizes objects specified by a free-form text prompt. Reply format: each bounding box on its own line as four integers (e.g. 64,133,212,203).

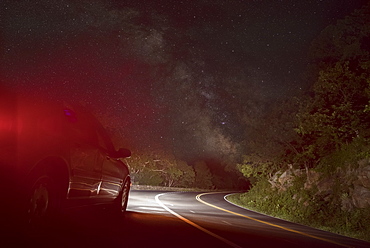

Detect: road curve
128,190,369,248
3,190,369,248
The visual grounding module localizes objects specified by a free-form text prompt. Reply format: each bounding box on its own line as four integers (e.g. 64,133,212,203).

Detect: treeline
239,2,370,178
126,150,248,189
234,4,370,241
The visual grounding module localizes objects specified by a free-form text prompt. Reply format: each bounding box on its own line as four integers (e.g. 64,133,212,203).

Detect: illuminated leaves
297,63,370,162
296,60,370,161
291,4,370,166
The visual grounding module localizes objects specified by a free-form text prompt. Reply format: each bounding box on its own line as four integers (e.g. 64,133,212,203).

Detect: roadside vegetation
125,3,370,242
229,5,370,242
126,150,248,190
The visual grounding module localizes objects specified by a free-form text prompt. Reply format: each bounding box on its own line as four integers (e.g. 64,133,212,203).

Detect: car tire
25,173,60,236
114,179,130,215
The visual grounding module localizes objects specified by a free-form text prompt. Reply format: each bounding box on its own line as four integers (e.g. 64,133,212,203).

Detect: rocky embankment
268,160,370,212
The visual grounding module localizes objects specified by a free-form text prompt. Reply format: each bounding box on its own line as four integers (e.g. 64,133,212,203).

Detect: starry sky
1,0,368,162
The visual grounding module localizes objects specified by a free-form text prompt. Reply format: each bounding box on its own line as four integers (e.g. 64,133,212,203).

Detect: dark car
0,91,131,234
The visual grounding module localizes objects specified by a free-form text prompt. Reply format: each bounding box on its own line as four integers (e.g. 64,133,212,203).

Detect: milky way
1,0,368,162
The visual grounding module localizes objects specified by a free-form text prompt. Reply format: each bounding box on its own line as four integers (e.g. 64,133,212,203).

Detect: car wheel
115,179,130,215
25,174,59,236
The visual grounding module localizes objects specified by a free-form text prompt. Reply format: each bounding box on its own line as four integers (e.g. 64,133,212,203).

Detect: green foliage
339,208,370,240
233,136,370,241
194,160,214,189
291,3,370,168
245,97,301,162
176,161,196,187
135,169,164,186
237,154,280,184
127,150,199,188
127,152,164,186
309,3,370,70
230,175,370,242
295,4,370,166
296,60,370,161
230,4,370,243
235,176,314,224
316,137,370,175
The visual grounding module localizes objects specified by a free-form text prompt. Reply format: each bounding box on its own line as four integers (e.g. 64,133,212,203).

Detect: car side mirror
113,148,131,158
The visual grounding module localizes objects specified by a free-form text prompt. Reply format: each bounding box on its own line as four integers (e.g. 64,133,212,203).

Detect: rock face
357,164,370,188
304,170,321,190
352,184,370,208
268,166,302,192
351,163,370,209
268,160,370,211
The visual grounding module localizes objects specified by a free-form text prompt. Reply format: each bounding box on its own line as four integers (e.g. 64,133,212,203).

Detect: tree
295,3,370,167
176,160,196,188
126,151,164,186
126,149,197,187
308,3,370,72
194,161,213,189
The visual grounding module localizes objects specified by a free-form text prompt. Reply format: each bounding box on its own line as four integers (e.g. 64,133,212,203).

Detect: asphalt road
2,190,369,248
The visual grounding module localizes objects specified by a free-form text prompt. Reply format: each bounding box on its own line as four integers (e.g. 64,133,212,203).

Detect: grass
226,181,370,243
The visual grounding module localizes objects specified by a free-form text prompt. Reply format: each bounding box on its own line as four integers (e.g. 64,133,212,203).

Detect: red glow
0,119,12,132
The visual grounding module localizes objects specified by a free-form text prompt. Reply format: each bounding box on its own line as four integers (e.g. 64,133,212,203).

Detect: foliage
237,154,279,184
237,95,304,181
308,3,370,72
295,60,370,164
193,160,214,189
293,3,370,168
316,136,370,174
231,5,370,242
245,97,301,161
126,151,164,186
229,173,370,242
175,160,196,188
127,148,246,189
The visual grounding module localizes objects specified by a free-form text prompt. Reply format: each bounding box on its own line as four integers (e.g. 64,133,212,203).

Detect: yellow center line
196,192,353,248
155,193,242,248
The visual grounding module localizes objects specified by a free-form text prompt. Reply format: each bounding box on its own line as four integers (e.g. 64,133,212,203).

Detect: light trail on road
155,192,242,248
126,190,370,247
196,192,353,248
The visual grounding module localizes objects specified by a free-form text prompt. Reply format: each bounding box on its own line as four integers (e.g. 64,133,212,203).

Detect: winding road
3,190,369,248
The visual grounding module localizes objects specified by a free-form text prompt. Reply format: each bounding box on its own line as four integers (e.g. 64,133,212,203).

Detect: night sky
1,0,368,162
